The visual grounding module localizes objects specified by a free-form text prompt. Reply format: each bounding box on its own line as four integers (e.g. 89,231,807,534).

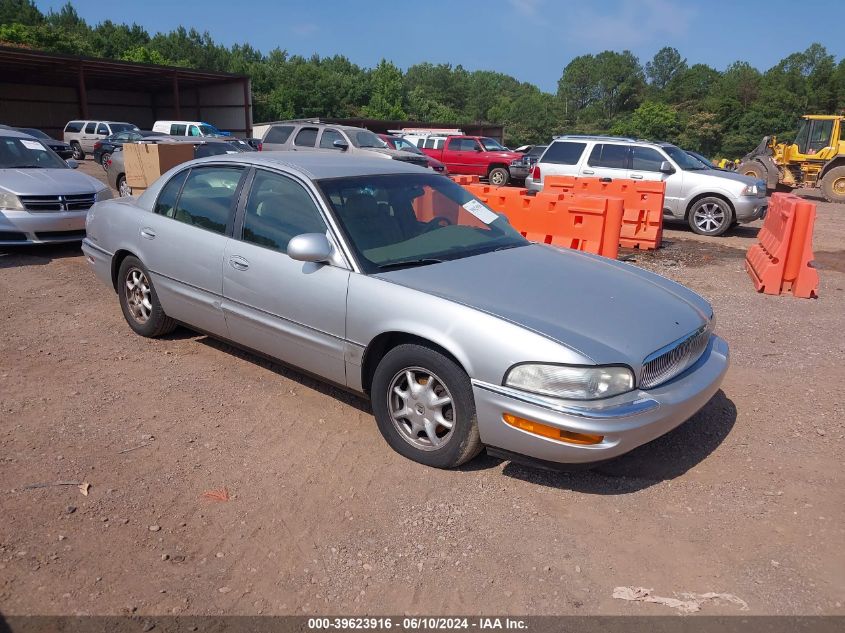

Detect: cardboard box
124,143,195,189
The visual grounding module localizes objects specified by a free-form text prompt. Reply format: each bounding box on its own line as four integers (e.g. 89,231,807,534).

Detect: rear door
80,122,98,151
292,127,319,152
222,168,350,385
581,143,630,180
137,164,247,338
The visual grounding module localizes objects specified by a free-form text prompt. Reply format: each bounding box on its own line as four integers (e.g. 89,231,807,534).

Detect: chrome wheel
101,153,111,171
124,267,152,324
71,143,84,160
118,176,131,197
388,367,455,451
693,202,727,233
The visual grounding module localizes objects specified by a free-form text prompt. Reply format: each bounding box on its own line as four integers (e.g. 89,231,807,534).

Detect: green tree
363,59,406,120
616,101,679,141
0,0,43,25
646,47,687,91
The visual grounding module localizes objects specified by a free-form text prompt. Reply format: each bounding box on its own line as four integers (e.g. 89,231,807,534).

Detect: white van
152,121,229,137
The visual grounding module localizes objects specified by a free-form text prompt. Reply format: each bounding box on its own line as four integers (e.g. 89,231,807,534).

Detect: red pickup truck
418,135,523,185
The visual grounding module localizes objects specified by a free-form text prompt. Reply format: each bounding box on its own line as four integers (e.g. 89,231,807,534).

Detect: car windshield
19,128,50,140
394,137,423,154
318,173,528,274
662,145,708,170
0,136,68,169
480,138,507,151
686,152,712,168
109,123,138,133
350,130,388,149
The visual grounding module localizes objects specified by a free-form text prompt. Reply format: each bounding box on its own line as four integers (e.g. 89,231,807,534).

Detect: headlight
741,183,758,196
0,192,23,210
95,188,113,202
505,364,634,400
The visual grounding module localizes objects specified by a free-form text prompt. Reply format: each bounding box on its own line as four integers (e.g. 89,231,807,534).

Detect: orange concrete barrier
544,176,664,250
501,192,624,259
449,175,480,186
745,193,819,299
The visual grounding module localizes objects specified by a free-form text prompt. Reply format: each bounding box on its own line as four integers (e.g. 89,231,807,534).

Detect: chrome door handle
229,256,249,271
140,228,156,240
582,169,595,175
631,174,644,179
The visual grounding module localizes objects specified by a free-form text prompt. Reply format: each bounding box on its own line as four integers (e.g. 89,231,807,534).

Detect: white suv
63,120,139,160
526,136,768,236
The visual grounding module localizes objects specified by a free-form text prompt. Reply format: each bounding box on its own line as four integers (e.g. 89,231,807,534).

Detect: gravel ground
0,160,843,616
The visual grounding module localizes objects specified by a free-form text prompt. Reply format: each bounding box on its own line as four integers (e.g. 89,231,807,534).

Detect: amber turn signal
503,413,603,445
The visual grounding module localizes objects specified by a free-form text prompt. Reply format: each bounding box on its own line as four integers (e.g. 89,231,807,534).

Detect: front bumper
509,164,531,180
0,209,88,245
472,335,729,465
733,196,768,223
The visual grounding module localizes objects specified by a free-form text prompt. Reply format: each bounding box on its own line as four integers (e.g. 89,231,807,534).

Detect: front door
222,168,350,386
137,164,247,338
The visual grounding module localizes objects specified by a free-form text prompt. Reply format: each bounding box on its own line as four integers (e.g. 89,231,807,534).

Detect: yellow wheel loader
738,115,845,203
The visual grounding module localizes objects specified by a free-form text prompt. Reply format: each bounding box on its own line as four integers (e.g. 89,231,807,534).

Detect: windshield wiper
378,258,444,271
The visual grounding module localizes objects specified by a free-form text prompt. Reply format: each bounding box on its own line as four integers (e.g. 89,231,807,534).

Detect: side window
153,169,190,218
294,127,318,147
97,123,109,135
450,138,476,151
188,125,201,137
416,139,425,148
265,125,294,144
171,124,187,136
65,121,83,133
84,122,96,134
631,147,667,172
320,129,344,149
423,138,436,149
241,170,327,253
435,138,445,149
170,166,244,234
808,120,833,153
588,144,629,169
541,142,586,165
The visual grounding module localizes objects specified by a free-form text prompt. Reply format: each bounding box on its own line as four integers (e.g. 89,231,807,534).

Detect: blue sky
37,0,844,92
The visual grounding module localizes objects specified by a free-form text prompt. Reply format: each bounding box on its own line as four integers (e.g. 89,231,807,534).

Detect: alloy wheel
124,267,152,324
388,367,455,451
693,202,726,233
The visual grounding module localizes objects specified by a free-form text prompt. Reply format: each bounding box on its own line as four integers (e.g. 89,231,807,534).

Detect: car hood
0,168,105,195
376,244,712,369
688,168,759,187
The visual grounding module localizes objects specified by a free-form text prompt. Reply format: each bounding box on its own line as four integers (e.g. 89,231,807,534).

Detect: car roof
189,151,428,179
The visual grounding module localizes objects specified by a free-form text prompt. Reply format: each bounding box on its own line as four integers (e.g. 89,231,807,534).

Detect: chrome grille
19,193,96,212
640,323,712,389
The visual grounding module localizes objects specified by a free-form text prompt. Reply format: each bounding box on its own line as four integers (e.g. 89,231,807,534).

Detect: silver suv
63,120,139,160
260,121,430,170
526,136,767,236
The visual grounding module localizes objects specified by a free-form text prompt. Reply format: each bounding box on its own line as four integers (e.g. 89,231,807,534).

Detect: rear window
588,144,630,169
265,125,294,144
65,121,83,133
541,141,586,165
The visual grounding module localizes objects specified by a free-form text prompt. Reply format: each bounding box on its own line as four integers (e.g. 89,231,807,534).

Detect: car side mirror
66,159,79,169
332,139,349,151
659,161,675,174
288,233,333,263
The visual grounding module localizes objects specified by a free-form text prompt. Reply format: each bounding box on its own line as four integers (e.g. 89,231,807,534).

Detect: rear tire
70,142,85,160
820,166,845,203
687,197,733,236
488,167,510,187
117,256,176,338
371,344,482,468
100,152,111,171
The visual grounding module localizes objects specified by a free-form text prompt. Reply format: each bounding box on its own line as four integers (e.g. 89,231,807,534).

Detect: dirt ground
0,160,843,617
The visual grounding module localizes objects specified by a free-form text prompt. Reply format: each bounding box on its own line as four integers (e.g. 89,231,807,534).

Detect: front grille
19,193,96,212
640,323,712,389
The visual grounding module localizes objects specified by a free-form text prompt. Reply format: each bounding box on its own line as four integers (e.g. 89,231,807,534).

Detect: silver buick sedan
82,153,729,469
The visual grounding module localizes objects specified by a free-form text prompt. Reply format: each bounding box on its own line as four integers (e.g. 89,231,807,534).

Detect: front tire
117,256,176,338
820,166,845,203
688,197,733,236
71,142,85,160
371,344,482,468
488,167,510,187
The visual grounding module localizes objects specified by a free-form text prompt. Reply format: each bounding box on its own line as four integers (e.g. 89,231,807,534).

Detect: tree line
2,0,844,157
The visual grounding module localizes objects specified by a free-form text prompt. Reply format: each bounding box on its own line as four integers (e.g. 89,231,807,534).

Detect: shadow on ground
499,390,737,494
0,242,83,268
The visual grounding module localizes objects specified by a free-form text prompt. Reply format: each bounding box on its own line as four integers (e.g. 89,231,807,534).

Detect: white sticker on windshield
462,198,499,224
20,139,45,151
